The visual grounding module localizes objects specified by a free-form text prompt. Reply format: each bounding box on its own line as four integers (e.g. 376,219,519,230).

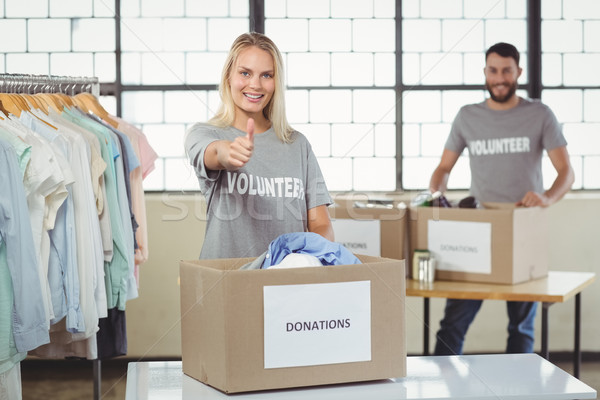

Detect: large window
1,0,598,191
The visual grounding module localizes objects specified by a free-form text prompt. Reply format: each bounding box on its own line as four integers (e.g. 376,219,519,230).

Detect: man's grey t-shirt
445,98,567,202
185,123,332,259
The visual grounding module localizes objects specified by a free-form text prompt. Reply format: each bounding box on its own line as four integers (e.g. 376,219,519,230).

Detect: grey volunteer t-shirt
185,123,332,259
445,98,567,203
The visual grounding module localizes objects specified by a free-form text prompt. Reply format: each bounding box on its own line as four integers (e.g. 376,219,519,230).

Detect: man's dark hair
486,42,520,66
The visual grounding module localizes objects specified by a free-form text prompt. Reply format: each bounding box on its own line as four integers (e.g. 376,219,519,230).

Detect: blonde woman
185,32,333,259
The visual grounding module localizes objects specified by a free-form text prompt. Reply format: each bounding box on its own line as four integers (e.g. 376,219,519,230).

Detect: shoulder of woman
287,129,307,144
186,122,219,135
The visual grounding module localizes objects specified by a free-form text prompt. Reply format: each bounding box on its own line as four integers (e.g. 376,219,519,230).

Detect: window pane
6,53,49,75
286,90,310,123
186,52,226,85
266,19,309,52
403,91,441,123
563,54,600,86
563,123,600,156
309,19,352,52
165,158,199,191
50,53,94,77
318,157,353,191
354,157,396,191
310,90,352,123
164,90,216,124
164,19,207,51
50,0,92,17
583,156,600,189
374,53,395,86
95,53,116,82
73,19,116,52
542,20,582,52
331,0,374,18
0,20,27,52
296,123,331,157
144,124,187,157
142,0,184,17
353,19,395,52
420,123,451,156
584,90,600,122
374,124,396,157
28,19,71,52
331,53,373,86
122,91,164,124
186,0,230,16
121,18,163,51
207,18,248,51
287,53,330,86
140,52,185,85
331,124,374,157
353,89,396,123
5,0,47,17
542,89,583,123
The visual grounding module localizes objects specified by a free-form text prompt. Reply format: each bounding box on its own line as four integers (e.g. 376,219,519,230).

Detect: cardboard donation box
179,255,406,393
328,197,408,261
409,203,548,284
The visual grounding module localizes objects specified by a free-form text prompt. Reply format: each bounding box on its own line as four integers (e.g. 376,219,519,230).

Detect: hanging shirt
20,111,85,333
113,116,157,284
62,107,130,311
0,137,49,355
102,124,137,302
2,116,65,328
55,108,112,264
48,107,108,321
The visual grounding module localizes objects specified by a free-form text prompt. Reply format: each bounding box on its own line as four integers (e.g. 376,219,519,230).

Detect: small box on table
409,202,548,284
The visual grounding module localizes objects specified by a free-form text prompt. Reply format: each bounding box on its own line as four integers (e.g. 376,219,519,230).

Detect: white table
125,354,596,400
406,271,596,378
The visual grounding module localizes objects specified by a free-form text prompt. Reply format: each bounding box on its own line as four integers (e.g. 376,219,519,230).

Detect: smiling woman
184,32,335,260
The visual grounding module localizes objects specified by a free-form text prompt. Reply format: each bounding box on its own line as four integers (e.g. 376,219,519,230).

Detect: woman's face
229,46,276,121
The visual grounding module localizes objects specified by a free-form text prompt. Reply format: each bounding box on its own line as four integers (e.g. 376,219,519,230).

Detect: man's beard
486,81,517,103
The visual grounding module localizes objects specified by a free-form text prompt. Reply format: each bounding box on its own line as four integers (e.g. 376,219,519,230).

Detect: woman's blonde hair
209,32,293,143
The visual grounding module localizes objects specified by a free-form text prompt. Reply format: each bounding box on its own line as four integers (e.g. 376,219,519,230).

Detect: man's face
484,53,522,103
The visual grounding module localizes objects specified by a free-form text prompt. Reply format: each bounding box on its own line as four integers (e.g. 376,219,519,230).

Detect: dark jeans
434,299,537,355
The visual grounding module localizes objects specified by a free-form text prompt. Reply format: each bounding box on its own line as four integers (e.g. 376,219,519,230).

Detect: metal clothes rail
0,73,99,97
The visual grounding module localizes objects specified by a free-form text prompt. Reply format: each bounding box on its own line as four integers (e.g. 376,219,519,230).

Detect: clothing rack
0,73,103,400
0,73,99,97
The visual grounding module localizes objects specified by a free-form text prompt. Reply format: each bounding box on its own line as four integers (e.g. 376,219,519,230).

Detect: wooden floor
19,355,599,399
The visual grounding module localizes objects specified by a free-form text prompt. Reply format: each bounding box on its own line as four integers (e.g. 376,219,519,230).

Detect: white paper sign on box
263,281,371,369
331,219,381,256
428,219,492,274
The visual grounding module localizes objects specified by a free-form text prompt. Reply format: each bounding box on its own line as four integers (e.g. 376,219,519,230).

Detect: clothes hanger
0,100,8,118
73,91,119,128
0,77,26,117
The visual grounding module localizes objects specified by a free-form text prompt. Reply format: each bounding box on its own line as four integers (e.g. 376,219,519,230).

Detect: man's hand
516,191,550,207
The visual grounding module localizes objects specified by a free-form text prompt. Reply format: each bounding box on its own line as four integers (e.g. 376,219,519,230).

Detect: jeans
433,299,538,355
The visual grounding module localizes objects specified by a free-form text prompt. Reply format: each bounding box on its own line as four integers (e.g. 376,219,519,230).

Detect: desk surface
406,271,596,302
125,354,596,400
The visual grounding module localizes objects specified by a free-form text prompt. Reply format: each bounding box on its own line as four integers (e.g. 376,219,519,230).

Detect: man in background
429,42,574,355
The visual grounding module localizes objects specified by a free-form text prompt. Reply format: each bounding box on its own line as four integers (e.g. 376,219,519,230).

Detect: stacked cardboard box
328,194,408,261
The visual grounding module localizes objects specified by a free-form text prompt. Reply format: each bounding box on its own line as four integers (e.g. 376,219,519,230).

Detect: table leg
424,297,430,356
541,302,550,360
93,359,101,400
574,293,581,379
